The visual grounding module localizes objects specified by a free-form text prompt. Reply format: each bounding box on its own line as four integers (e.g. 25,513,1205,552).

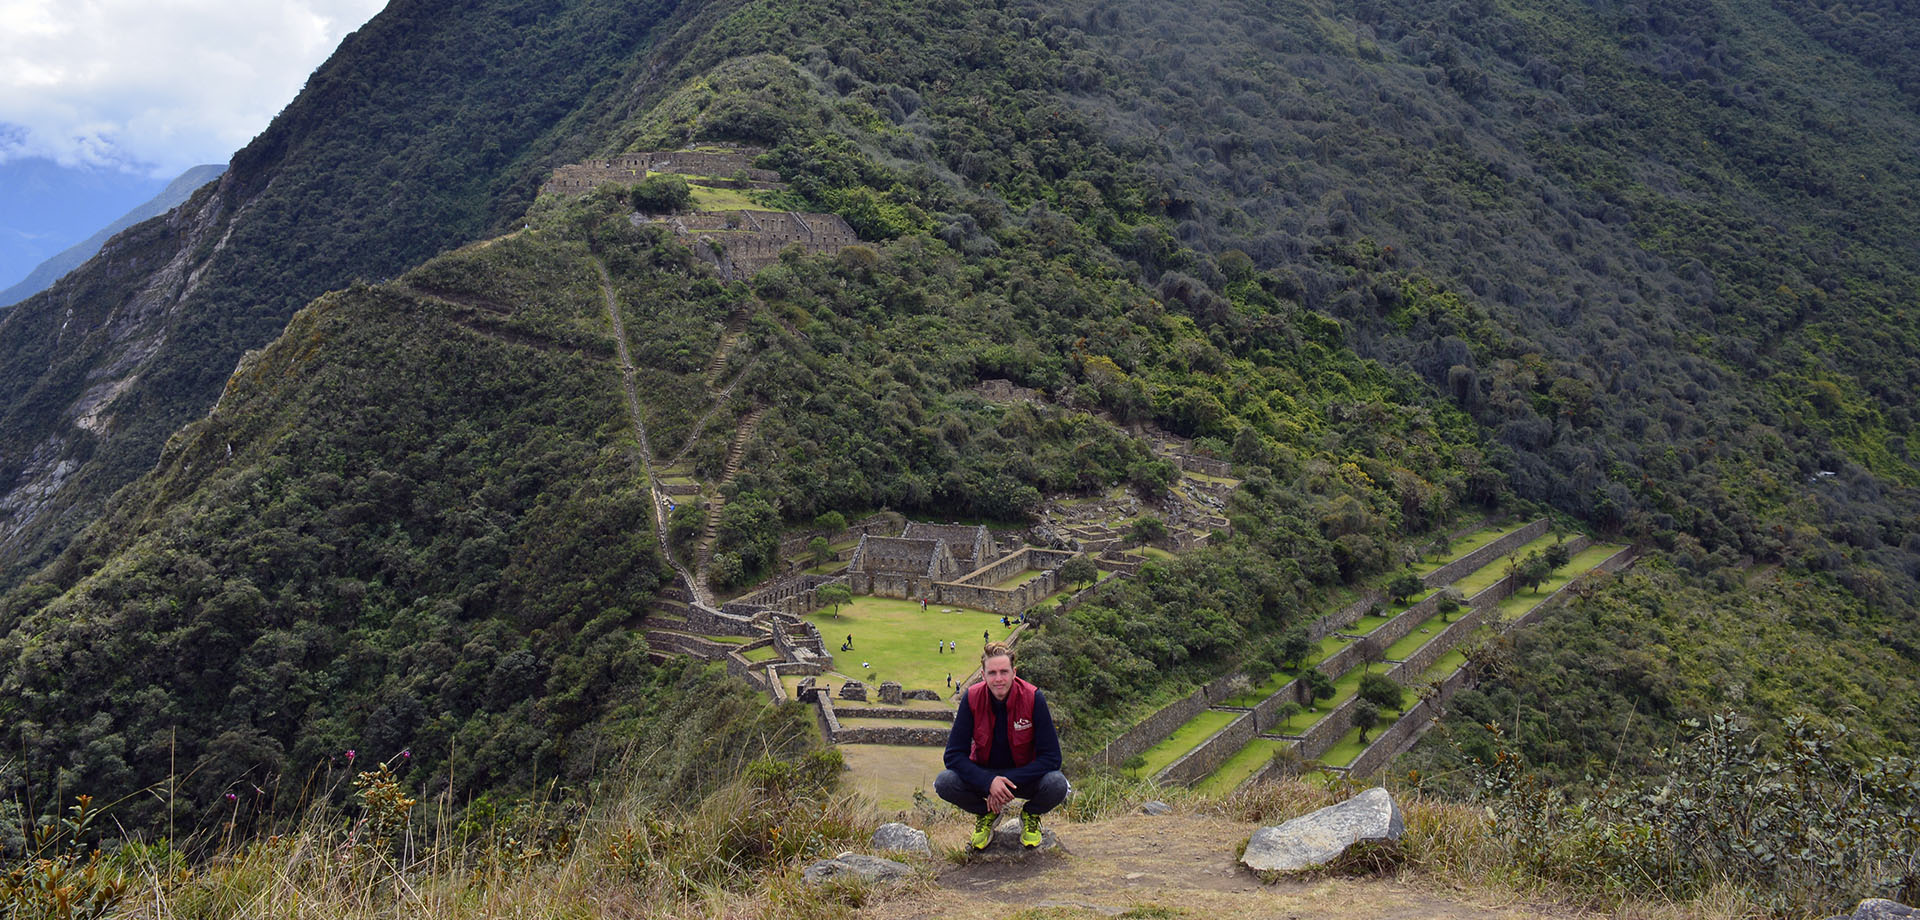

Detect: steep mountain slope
1,0,1916,851
0,164,226,309
0,0,725,588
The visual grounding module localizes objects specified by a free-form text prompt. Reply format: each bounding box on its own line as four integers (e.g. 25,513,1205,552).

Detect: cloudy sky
1,0,388,176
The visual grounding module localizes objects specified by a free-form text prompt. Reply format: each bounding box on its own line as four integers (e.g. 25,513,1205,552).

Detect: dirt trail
864,813,1595,920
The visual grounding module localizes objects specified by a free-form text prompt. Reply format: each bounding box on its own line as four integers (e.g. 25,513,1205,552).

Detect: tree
1387,571,1425,605
1543,540,1573,570
1358,672,1404,712
1276,700,1303,731
1352,700,1382,744
1058,554,1098,589
808,536,833,566
1301,668,1336,711
1128,514,1168,546
1436,588,1462,623
630,174,692,213
814,510,847,533
1277,625,1312,673
815,584,852,616
1357,635,1385,673
1516,551,1553,594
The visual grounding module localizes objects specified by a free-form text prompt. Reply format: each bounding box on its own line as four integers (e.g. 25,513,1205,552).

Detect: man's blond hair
982,641,1015,666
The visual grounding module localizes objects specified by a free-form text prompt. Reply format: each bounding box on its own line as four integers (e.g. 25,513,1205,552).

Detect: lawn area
1418,644,1472,683
1316,726,1371,767
1492,543,1627,622
1138,546,1177,561
1382,612,1451,660
992,568,1044,589
740,645,780,662
1196,737,1289,795
838,744,946,812
1451,534,1557,597
804,596,1017,693
1304,633,1354,668
1408,521,1531,575
1131,709,1240,778
1221,669,1294,707
688,184,762,210
1348,610,1394,635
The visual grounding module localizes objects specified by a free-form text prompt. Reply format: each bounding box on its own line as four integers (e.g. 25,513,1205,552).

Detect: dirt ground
857,812,1602,920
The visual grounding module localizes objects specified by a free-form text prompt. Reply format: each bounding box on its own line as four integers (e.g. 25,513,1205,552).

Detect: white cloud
0,0,387,176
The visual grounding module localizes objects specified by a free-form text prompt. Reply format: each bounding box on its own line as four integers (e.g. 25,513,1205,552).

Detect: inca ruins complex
541,144,861,277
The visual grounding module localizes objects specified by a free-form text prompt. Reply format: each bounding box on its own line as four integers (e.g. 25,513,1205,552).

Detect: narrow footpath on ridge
595,257,711,607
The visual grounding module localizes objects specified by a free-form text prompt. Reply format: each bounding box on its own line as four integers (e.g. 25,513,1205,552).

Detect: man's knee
934,770,986,813
1024,771,1071,814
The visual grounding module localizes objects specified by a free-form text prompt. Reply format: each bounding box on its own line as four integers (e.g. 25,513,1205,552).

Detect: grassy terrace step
1448,533,1560,597
1291,666,1372,732
836,716,951,730
1382,610,1454,661
739,645,780,662
1196,736,1290,795
992,568,1045,589
1491,543,1627,621
1407,521,1532,577
1130,709,1239,778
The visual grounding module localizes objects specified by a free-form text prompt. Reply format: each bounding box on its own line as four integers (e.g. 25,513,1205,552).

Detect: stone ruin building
540,145,865,277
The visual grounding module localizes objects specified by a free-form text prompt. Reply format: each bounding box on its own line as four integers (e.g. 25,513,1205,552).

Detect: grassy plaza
803,595,1020,695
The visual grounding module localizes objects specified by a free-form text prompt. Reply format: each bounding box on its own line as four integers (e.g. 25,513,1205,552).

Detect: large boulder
878,680,904,704
870,822,932,858
1240,787,1405,873
1822,900,1919,920
801,852,913,886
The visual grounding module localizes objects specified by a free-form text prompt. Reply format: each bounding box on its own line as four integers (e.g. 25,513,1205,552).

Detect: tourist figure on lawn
936,642,1068,850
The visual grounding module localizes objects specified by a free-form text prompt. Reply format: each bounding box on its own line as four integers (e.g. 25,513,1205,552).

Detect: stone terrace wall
954,547,1074,588
1387,606,1488,684
1158,710,1257,786
725,650,770,690
540,149,780,196
682,603,760,636
833,707,953,721
1095,671,1244,768
1310,592,1383,641
833,725,949,745
1296,691,1364,762
1419,519,1549,589
647,631,735,659
1345,666,1476,778
934,572,1059,615
1349,591,1446,659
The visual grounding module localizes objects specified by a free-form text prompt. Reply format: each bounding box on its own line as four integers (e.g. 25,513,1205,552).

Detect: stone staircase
694,405,769,573
704,304,753,383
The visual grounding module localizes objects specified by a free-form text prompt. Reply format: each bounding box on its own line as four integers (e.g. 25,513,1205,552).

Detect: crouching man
936,641,1069,849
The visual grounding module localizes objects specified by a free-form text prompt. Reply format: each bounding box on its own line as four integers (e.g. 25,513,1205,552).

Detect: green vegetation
1194,736,1288,795
1128,709,1238,779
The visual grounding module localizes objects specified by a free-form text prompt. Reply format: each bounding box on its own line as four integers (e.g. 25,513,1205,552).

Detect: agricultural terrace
803,596,1020,694
1409,521,1534,576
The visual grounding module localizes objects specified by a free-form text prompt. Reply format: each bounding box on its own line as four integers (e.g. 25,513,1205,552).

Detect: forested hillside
1,0,1916,857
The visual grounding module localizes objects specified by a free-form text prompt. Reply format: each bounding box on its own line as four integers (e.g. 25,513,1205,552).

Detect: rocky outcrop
1823,900,1920,920
801,852,913,886
1240,787,1405,873
870,822,932,858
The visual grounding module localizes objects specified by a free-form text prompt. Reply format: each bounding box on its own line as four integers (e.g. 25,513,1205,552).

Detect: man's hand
987,775,1016,812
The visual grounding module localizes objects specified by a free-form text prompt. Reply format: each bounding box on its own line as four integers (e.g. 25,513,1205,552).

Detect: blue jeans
934,769,1071,816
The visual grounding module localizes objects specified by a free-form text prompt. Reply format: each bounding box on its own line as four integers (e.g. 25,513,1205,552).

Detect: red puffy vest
967,677,1037,767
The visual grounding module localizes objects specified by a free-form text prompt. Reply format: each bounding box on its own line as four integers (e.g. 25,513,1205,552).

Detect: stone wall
832,725,950,746
1350,591,1445,660
1094,672,1245,768
1309,592,1383,642
833,707,953,722
902,522,994,566
540,148,781,197
681,602,760,636
725,650,770,690
1096,550,1146,577
1345,666,1476,778
646,630,735,660
1387,606,1487,684
1157,710,1257,786
1419,518,1549,588
1296,691,1363,761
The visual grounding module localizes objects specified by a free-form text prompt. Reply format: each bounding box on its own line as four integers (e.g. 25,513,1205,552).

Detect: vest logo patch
1012,718,1033,732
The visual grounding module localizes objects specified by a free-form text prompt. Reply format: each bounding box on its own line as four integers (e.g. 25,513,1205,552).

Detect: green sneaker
1020,810,1042,848
970,811,995,850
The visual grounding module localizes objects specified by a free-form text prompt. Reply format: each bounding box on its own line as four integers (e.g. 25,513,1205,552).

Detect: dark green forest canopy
1,0,1918,835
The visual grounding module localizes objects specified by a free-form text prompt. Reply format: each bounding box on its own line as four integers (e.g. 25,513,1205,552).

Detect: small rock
802,852,912,886
870,822,931,858
1140,801,1173,816
1241,786,1405,873
878,680,904,704
989,816,1063,852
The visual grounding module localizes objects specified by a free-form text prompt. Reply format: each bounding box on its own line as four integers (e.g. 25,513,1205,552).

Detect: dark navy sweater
943,687,1063,793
